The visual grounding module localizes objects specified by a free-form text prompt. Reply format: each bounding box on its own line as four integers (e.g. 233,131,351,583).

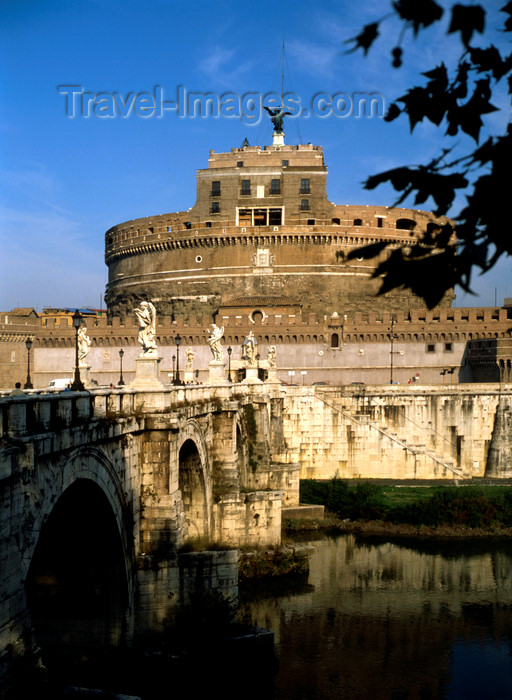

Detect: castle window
205,221,212,228
270,178,281,194
331,333,339,348
300,178,310,194
211,181,221,196
444,342,453,352
185,221,192,229
282,159,289,166
241,179,251,195
332,218,340,225
307,219,315,225
239,209,252,226
237,161,243,167
254,209,266,225
396,218,416,231
211,202,220,214
426,343,436,353
268,209,282,225
376,216,384,228
167,226,172,232
353,219,363,226
300,200,310,211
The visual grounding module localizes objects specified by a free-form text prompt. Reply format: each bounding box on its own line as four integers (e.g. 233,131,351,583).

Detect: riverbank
283,513,512,540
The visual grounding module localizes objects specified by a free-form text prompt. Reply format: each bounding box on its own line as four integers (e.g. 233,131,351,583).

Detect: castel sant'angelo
1,117,511,388
105,129,452,321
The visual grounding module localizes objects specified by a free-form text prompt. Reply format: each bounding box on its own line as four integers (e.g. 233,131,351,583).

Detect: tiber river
241,534,512,700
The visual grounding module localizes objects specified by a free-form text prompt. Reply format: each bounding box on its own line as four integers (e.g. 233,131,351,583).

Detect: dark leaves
393,0,444,34
365,166,468,215
502,2,512,32
469,46,510,79
395,64,454,129
446,78,498,141
448,4,485,46
344,23,379,55
343,2,512,304
385,102,402,122
345,241,390,261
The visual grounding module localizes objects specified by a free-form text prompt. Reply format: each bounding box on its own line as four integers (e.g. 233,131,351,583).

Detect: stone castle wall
104,206,452,318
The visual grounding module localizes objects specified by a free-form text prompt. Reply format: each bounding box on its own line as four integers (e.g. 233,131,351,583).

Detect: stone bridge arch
23,445,135,664
177,419,212,539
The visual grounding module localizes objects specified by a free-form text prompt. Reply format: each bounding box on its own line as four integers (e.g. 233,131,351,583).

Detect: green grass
300,478,512,529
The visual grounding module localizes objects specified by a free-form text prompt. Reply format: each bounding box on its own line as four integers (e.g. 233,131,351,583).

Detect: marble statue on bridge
78,325,92,366
208,323,224,363
134,301,157,356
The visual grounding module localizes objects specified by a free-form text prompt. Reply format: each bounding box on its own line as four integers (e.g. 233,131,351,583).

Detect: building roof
9,308,38,317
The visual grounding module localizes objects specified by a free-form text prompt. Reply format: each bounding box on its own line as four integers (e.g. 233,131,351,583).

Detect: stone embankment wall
277,385,512,480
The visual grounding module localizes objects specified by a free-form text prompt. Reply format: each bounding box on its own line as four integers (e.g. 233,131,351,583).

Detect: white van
47,378,72,390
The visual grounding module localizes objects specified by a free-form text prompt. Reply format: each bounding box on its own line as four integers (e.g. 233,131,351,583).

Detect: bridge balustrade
0,392,93,438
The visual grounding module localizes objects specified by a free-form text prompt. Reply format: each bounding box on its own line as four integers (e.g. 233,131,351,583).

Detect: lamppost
172,355,176,384
174,334,183,385
195,368,199,383
24,338,33,389
389,319,399,384
227,346,232,382
118,349,125,386
70,310,85,391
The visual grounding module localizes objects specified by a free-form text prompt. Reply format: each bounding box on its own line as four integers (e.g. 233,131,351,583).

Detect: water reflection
241,535,512,699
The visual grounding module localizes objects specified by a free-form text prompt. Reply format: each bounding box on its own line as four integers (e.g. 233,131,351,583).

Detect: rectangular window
211,181,221,196
205,221,212,228
241,179,251,195
239,209,252,226
300,199,310,211
300,178,310,194
237,161,243,167
211,201,220,213
270,178,281,194
269,209,282,225
444,342,453,352
282,159,289,166
254,209,267,226
307,219,315,225
426,343,436,353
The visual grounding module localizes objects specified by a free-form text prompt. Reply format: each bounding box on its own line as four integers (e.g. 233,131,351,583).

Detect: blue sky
1,0,510,311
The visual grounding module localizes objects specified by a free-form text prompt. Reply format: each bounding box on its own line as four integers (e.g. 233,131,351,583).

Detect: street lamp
172,355,176,383
195,368,199,383
389,319,399,384
70,310,85,391
227,346,232,382
24,338,33,389
174,334,183,385
118,349,125,386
